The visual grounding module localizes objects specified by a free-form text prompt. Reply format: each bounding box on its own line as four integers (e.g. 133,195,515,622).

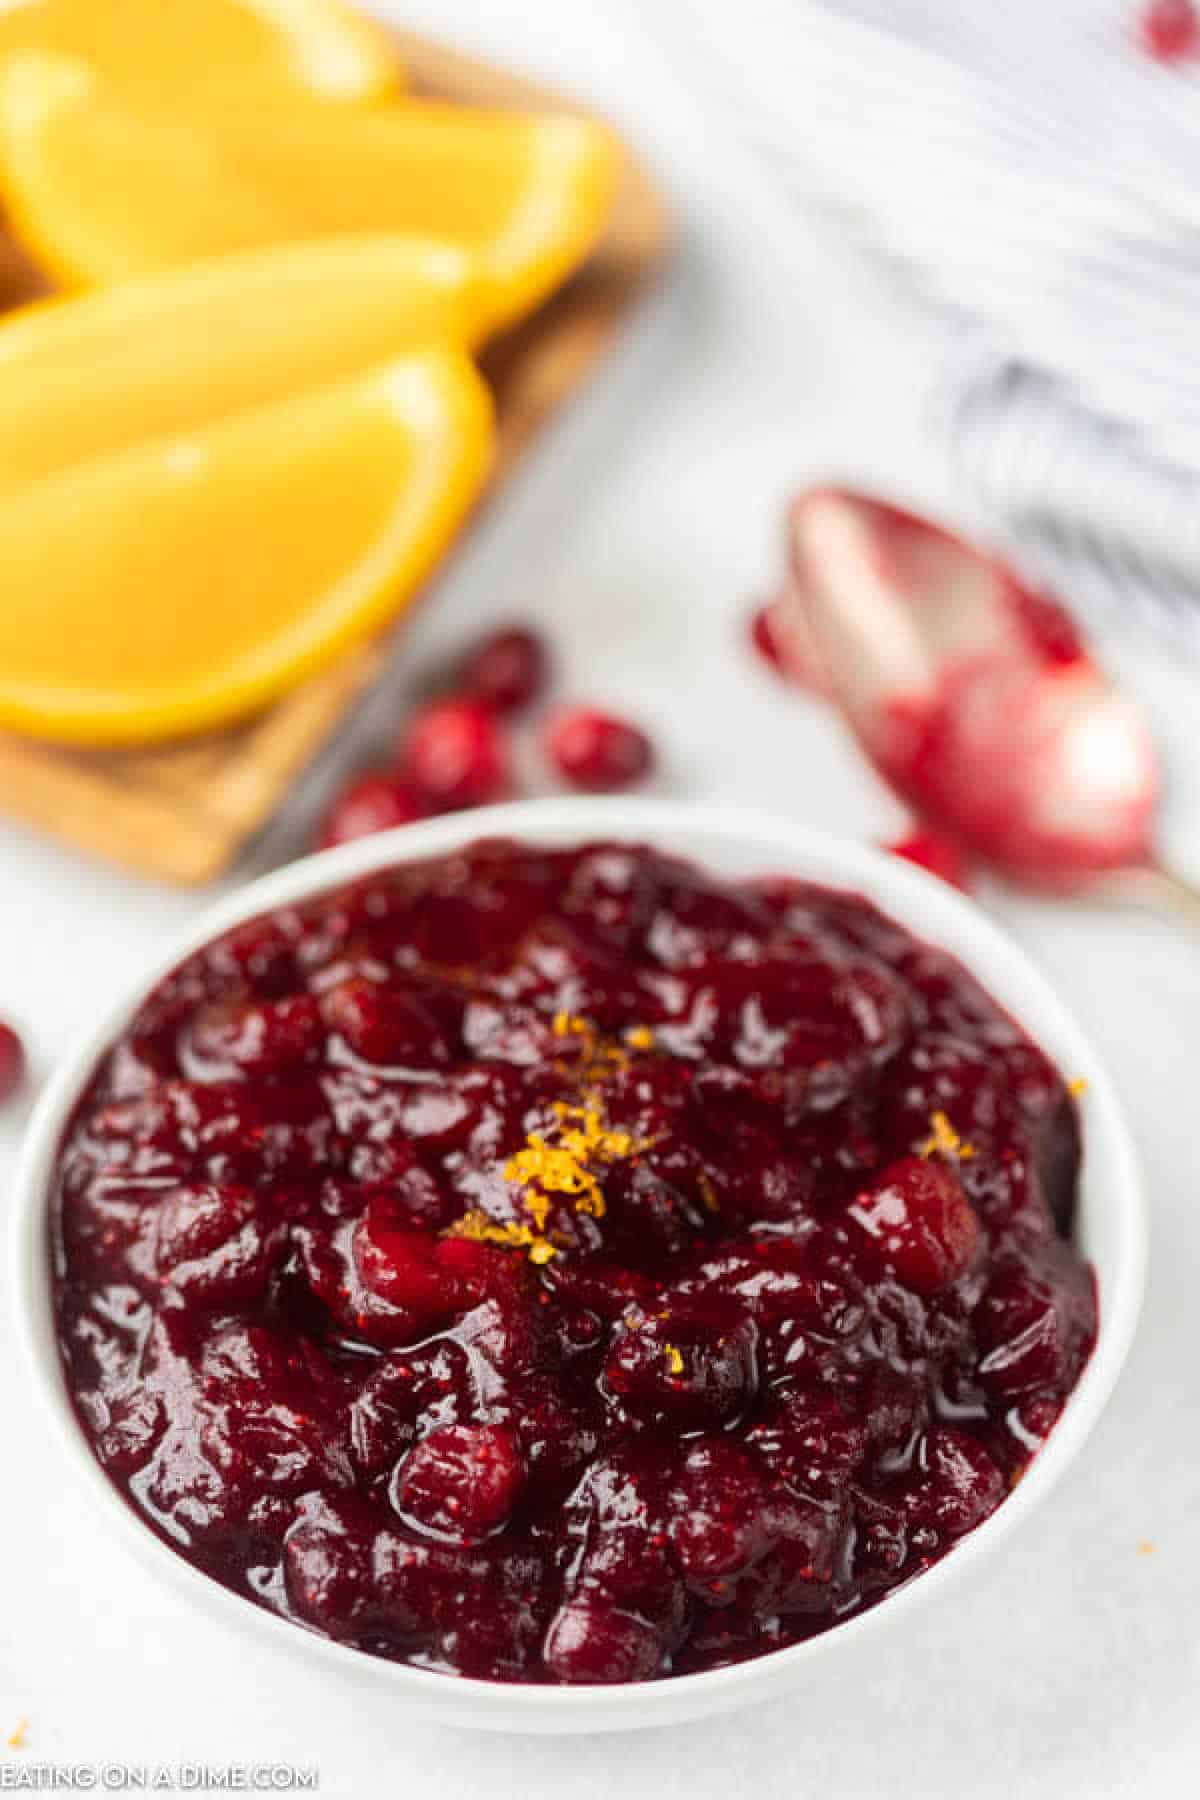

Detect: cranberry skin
604,1300,758,1431
184,994,321,1079
321,975,450,1067
545,707,654,793
351,1219,458,1322
888,829,972,892
748,1391,868,1506
0,1019,24,1104
155,1182,278,1305
1141,0,1199,59
669,1440,775,1586
399,699,510,811
391,1423,524,1542
318,771,426,849
459,624,549,714
284,1493,379,1635
846,1155,981,1294
906,1429,1006,1541
543,1600,663,1684
975,1246,1096,1397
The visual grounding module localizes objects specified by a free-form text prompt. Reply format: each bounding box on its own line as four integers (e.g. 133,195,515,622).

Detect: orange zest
446,1015,652,1266
917,1110,976,1162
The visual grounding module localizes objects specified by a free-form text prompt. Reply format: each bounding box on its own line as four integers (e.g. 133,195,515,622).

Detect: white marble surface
2,3,1198,1794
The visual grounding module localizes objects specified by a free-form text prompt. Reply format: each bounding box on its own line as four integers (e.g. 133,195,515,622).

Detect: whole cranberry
284,1494,378,1634
906,1429,1005,1540
321,975,450,1067
846,1155,981,1294
545,707,654,792
604,1299,757,1431
0,1019,25,1104
318,771,425,850
1140,0,1199,59
888,828,972,892
542,1599,663,1684
155,1182,277,1305
186,994,321,1078
668,1440,774,1582
459,624,549,714
399,699,510,811
391,1423,524,1542
975,1246,1095,1397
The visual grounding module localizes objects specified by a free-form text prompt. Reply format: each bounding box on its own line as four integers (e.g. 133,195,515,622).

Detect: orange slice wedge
0,54,622,330
0,233,485,487
0,349,494,745
0,0,400,107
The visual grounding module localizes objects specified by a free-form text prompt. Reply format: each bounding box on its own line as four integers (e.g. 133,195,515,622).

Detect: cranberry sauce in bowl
49,839,1096,1686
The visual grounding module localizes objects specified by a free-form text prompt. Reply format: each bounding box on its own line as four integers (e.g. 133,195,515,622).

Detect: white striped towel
658,0,1200,650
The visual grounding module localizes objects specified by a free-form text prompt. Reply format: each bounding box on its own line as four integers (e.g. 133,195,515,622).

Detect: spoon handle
1092,864,1200,930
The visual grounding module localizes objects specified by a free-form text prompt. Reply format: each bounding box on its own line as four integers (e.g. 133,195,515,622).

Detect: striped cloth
667,0,1200,649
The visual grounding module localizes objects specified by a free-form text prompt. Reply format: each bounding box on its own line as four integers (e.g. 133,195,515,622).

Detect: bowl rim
10,797,1146,1730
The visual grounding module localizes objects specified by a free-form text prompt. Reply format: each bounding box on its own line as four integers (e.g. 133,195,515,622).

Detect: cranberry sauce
50,841,1095,1684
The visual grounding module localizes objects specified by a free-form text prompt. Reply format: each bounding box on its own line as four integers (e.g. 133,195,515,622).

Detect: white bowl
11,798,1145,1734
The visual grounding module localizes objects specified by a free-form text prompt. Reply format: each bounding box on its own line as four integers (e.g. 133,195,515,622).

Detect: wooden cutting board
0,27,670,883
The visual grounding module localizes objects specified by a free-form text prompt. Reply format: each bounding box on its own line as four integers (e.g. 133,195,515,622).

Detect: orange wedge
0,54,623,330
0,233,485,487
0,0,400,107
0,349,494,746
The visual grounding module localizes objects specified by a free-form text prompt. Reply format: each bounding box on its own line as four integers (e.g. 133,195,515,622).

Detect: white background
2,3,1199,1795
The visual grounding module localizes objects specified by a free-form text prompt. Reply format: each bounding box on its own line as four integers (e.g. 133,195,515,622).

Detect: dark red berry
186,995,321,1077
400,699,510,811
318,771,425,850
846,1155,981,1294
0,1020,25,1104
604,1299,757,1431
545,707,654,792
459,624,549,714
391,1423,524,1542
321,976,449,1067
1140,0,1199,58
908,1429,1005,1539
888,829,972,891
542,1600,663,1684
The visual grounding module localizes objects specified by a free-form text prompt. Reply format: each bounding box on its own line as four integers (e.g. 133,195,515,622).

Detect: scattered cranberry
318,771,425,850
888,829,972,892
459,624,549,714
545,707,654,792
400,699,510,812
1140,0,1199,59
0,1019,25,1104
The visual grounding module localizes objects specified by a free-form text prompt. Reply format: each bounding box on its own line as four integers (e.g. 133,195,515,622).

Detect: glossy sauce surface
51,841,1096,1683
